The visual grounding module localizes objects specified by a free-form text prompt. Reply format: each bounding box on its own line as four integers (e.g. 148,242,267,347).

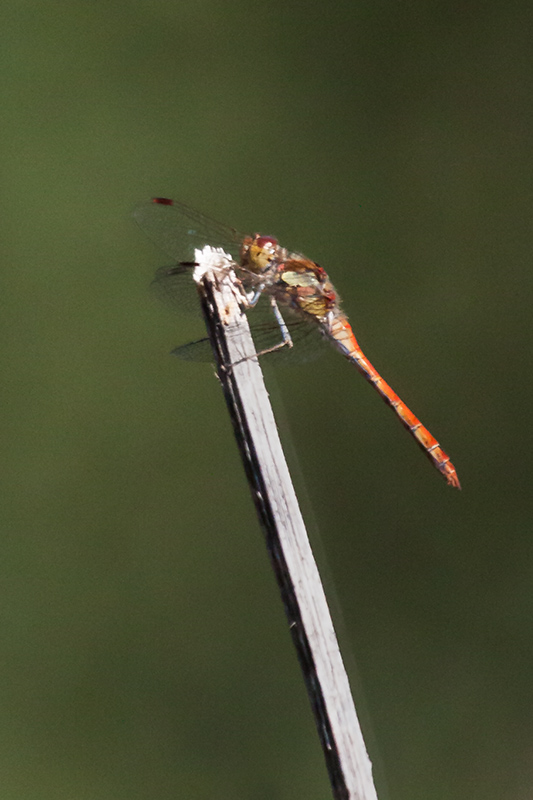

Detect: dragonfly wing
172,337,214,362
171,294,326,365
170,294,281,363
133,199,244,261
259,326,325,365
150,263,205,315
172,328,325,365
151,260,257,317
248,296,326,365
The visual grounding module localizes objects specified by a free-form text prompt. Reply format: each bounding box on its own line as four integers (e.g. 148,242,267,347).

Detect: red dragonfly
134,197,460,489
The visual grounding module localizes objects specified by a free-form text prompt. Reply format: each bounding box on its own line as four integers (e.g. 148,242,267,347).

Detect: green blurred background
1,1,531,798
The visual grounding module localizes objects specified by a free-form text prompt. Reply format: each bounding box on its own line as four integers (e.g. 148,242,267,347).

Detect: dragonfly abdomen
328,315,461,488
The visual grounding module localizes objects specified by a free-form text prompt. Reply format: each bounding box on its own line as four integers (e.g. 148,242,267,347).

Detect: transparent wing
136,198,327,366
150,263,203,315
150,260,256,316
133,198,245,262
173,294,326,366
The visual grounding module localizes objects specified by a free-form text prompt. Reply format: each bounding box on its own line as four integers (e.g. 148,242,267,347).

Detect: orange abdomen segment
329,316,461,489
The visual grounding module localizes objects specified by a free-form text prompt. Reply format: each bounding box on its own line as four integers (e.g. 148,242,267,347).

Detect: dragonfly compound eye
255,235,278,249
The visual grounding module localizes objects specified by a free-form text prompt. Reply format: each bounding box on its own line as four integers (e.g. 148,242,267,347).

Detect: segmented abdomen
328,315,461,489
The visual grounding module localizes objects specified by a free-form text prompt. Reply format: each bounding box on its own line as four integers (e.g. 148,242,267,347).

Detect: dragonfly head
241,234,279,273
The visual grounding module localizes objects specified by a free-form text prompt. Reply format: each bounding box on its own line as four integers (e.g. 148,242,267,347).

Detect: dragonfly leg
245,284,265,307
269,297,293,348
232,298,294,366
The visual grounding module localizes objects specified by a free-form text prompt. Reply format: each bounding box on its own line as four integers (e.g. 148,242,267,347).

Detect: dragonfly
134,197,461,489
